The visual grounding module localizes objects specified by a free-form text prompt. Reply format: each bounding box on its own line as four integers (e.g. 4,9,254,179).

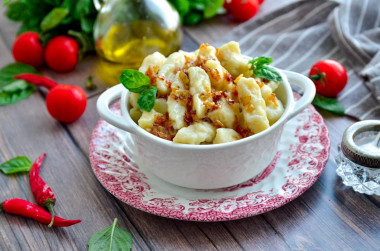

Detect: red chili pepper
29,153,56,227
0,199,81,227
15,73,59,90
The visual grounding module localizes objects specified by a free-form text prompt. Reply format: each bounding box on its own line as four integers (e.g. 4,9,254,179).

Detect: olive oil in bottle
93,0,182,84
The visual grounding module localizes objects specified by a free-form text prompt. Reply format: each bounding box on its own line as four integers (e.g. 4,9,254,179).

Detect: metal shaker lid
341,120,380,168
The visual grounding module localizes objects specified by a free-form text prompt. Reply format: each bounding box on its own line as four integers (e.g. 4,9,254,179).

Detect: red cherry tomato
224,0,260,22
309,59,348,97
44,36,79,73
12,32,44,68
46,85,87,123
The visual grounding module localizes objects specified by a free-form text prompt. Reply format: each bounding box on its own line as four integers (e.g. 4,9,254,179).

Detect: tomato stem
15,73,59,90
309,68,326,87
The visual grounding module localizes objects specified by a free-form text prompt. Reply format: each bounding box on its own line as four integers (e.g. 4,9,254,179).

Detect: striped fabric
220,0,380,120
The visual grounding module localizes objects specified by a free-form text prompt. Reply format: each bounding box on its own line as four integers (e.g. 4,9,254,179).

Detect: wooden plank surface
1,1,379,250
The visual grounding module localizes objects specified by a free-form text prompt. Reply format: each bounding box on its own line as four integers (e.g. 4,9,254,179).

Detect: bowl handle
97,84,137,134
283,70,316,120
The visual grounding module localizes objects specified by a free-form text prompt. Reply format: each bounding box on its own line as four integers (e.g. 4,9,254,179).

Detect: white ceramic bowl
97,69,315,189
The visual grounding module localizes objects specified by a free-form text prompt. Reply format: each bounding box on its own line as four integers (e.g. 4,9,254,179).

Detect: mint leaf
120,69,150,93
204,0,224,18
0,156,33,175
249,57,283,83
88,218,133,251
137,86,157,112
40,7,69,31
312,94,345,115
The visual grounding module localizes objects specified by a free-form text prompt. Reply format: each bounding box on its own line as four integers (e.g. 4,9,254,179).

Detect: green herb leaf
40,7,70,32
80,16,95,34
0,63,39,105
120,69,151,93
88,218,133,251
312,94,345,115
184,11,203,25
6,2,29,21
137,86,157,112
0,156,33,175
0,81,35,105
249,57,283,83
43,0,61,6
169,0,190,17
0,63,38,88
204,0,224,18
3,0,13,7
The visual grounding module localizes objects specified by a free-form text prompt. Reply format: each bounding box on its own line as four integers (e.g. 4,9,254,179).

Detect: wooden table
1,1,379,250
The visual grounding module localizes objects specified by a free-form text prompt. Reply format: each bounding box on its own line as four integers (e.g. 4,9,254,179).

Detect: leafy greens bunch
4,0,97,53
168,0,224,25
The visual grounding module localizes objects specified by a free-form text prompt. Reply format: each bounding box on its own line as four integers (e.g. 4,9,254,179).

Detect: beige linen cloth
219,0,380,120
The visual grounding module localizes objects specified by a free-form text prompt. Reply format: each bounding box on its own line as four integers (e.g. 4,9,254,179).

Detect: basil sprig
120,69,157,112
0,156,33,175
249,57,283,83
88,218,133,251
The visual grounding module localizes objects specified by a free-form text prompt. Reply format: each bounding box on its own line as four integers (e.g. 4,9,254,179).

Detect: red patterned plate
89,96,330,221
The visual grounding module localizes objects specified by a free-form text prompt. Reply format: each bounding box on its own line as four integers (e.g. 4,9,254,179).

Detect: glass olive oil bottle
93,0,182,84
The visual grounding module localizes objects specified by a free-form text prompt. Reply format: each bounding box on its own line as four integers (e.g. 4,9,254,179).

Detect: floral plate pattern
89,95,330,221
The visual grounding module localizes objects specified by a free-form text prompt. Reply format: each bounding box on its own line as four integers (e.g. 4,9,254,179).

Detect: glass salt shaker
335,120,380,195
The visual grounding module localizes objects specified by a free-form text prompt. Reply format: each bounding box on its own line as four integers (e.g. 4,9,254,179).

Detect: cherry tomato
12,32,44,68
224,0,260,22
44,36,79,73
309,59,348,97
46,85,87,123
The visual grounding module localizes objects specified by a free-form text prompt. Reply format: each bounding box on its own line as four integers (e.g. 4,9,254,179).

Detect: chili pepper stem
44,198,55,228
0,202,3,211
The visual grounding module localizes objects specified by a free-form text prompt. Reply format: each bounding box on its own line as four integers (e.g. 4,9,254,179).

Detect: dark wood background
0,1,379,250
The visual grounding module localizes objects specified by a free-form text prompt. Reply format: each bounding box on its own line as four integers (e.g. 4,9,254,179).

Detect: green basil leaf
43,0,61,6
0,156,33,175
80,16,95,34
0,63,38,105
40,7,70,32
0,82,35,105
88,218,133,251
254,66,283,82
6,2,29,21
168,0,190,17
249,57,283,83
250,56,273,69
204,0,224,18
120,69,150,93
184,11,203,25
137,86,157,112
0,63,38,89
312,94,345,115
74,0,96,17
189,1,205,11
3,0,13,7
